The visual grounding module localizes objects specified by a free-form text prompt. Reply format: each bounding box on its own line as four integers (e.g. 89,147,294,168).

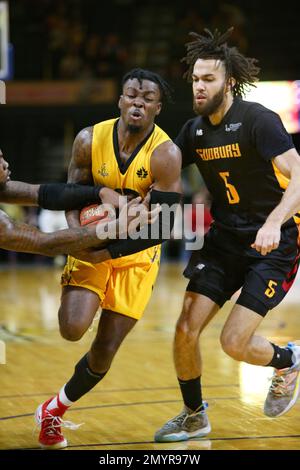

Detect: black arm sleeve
38,183,102,210
107,189,182,259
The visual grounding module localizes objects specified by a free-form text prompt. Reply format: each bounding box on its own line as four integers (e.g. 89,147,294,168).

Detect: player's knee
60,326,85,342
59,319,86,341
58,305,90,341
220,331,244,361
175,317,198,344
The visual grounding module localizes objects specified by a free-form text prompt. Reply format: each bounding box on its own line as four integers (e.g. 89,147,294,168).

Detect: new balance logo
225,122,242,132
196,263,205,270
136,166,148,179
196,129,203,136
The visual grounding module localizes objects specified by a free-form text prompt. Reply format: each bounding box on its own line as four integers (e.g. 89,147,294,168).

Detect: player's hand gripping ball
79,204,110,226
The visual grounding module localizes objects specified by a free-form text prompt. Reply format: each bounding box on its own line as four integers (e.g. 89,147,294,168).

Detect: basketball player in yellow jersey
35,69,182,449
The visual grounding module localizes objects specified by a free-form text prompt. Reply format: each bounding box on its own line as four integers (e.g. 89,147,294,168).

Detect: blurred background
0,0,299,264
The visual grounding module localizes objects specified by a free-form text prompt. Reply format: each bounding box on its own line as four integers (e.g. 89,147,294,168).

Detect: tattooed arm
0,181,40,205
0,197,155,259
64,126,114,262
0,180,103,211
65,126,95,228
0,209,106,257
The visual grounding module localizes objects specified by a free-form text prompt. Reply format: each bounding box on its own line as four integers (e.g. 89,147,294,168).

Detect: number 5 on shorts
265,280,277,298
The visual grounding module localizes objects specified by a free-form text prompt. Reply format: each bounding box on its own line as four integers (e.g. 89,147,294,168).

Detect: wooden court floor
0,262,300,451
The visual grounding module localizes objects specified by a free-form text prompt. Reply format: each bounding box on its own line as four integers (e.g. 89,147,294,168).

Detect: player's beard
193,82,226,117
127,124,142,134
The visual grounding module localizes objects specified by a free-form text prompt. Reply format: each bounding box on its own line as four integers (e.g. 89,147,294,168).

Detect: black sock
64,354,107,402
266,343,293,369
178,376,203,412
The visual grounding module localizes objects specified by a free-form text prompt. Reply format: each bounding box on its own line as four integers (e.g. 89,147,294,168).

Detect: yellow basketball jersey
92,118,171,197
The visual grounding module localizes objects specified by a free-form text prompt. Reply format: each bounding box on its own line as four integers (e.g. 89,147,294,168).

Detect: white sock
46,385,73,410
58,385,74,406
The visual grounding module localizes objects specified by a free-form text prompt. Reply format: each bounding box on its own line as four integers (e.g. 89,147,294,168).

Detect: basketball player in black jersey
155,28,300,442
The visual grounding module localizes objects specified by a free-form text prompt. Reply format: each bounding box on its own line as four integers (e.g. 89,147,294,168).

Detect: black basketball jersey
176,98,296,234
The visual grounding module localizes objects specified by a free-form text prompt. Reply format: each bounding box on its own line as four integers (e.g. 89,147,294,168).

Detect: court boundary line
5,433,300,451
0,384,239,400
0,396,239,421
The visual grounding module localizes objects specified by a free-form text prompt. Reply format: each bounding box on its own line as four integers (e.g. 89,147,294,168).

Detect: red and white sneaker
35,397,81,449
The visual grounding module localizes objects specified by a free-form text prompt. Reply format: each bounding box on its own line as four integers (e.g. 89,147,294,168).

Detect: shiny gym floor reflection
0,263,299,450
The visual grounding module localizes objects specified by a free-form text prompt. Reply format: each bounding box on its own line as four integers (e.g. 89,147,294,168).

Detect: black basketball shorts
184,224,300,316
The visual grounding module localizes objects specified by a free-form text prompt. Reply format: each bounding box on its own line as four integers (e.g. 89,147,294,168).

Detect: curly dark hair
181,27,260,97
122,68,174,103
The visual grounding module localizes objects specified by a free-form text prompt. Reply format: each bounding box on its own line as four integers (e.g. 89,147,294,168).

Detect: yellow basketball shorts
61,246,161,320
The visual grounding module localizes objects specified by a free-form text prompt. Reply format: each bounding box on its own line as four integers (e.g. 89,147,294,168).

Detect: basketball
79,204,109,226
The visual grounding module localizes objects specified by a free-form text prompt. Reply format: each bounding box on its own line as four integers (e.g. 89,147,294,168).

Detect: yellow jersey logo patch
98,163,109,177
136,166,148,179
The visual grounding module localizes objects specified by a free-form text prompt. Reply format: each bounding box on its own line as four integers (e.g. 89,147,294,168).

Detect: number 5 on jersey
219,171,240,204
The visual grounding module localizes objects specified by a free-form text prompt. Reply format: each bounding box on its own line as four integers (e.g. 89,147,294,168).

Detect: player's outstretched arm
0,208,108,257
0,178,118,211
0,198,159,258
0,180,40,205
